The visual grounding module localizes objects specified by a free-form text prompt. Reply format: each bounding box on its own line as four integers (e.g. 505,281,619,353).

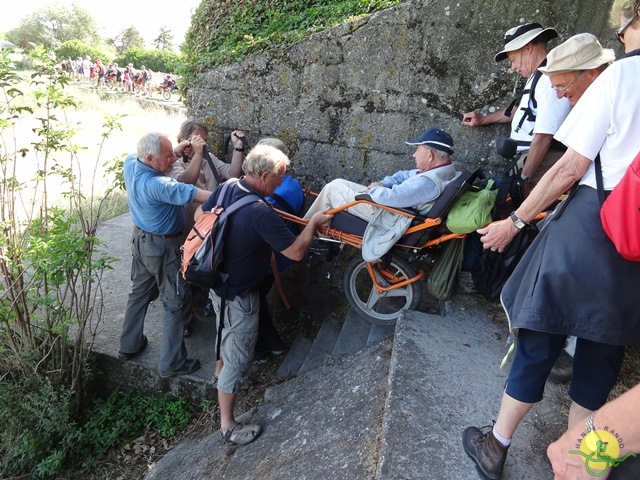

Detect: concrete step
367,322,396,346
331,308,372,357
275,335,313,380
297,316,342,376
221,342,393,480
377,297,567,480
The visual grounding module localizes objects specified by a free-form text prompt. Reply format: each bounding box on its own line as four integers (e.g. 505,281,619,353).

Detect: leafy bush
56,40,114,64
115,47,182,73
180,0,402,89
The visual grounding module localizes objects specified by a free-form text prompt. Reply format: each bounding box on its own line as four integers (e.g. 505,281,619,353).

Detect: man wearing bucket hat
462,23,571,186
303,127,459,221
539,33,615,107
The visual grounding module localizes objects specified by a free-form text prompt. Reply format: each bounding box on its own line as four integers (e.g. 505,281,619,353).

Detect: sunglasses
616,16,635,44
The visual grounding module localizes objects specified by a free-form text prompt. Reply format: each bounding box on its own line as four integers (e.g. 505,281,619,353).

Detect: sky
1,0,204,49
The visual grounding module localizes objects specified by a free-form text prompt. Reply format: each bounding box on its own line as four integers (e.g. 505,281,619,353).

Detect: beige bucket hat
538,33,615,76
495,23,558,62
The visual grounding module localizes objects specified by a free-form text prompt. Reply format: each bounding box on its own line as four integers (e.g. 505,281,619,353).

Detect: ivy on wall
180,0,401,90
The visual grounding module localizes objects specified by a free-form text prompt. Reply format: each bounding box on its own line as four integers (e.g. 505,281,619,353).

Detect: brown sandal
220,421,261,446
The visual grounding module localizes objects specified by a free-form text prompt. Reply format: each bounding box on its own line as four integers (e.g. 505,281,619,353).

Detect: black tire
343,253,421,325
162,89,171,101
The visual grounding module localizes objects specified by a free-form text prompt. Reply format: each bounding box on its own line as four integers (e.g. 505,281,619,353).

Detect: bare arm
520,133,553,179
174,136,207,185
226,130,246,179
461,108,511,127
194,205,204,222
547,384,640,479
280,210,333,261
193,188,212,204
478,148,590,252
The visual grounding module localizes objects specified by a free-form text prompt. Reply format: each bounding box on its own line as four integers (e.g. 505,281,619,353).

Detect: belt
135,226,181,238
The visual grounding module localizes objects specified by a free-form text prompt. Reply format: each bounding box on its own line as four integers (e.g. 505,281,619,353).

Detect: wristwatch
509,212,527,230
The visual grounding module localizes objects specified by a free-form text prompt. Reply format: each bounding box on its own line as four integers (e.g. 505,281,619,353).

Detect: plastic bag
427,238,466,300
446,180,497,234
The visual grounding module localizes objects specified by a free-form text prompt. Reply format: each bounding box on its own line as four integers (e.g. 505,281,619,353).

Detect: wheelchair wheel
162,88,171,100
344,253,421,326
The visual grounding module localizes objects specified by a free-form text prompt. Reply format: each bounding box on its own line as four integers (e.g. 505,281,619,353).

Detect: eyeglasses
552,71,584,94
616,16,635,44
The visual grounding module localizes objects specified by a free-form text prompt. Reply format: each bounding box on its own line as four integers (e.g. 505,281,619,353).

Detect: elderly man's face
506,46,536,78
147,137,177,173
550,71,596,107
263,164,287,196
413,145,435,172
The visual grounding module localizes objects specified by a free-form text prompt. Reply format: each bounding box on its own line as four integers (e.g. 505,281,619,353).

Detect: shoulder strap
269,192,297,215
204,146,224,185
513,69,543,135
595,154,605,206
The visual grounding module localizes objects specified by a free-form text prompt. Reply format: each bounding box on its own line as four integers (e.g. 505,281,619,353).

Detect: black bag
470,226,537,301
492,165,527,221
181,180,260,289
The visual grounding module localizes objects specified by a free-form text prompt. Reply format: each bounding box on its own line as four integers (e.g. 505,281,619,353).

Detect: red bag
600,151,640,261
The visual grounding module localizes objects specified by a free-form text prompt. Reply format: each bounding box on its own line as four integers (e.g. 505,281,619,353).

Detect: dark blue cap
406,128,454,155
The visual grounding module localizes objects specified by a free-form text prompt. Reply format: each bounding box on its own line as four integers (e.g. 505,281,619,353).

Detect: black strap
215,286,227,361
505,64,544,131
203,145,224,185
595,154,605,206
269,192,298,215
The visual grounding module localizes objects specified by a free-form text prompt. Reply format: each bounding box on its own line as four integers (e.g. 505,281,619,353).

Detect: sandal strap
221,421,239,443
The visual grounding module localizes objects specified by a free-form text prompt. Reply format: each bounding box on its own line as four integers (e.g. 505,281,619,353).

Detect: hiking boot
462,426,508,480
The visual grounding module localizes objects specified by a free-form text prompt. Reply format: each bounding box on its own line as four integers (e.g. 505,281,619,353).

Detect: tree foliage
111,26,145,56
6,1,101,50
153,26,174,51
55,40,114,65
0,46,120,478
115,48,182,74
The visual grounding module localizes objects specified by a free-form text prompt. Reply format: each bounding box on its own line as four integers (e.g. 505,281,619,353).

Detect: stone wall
187,0,617,190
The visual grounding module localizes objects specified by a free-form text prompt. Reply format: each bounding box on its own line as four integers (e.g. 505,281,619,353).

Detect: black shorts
505,329,625,410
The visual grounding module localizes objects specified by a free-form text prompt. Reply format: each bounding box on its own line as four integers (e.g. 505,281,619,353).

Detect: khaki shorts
211,290,260,394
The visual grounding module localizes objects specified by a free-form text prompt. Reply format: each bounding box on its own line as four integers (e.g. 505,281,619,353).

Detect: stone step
331,308,372,357
377,297,565,480
367,322,396,346
297,316,342,376
221,342,393,480
275,335,313,380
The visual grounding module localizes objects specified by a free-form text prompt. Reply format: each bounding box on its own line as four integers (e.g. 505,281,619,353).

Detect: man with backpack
194,144,331,446
118,132,212,378
462,23,570,187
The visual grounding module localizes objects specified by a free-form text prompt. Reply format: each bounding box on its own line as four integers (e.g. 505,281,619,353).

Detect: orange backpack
181,180,260,288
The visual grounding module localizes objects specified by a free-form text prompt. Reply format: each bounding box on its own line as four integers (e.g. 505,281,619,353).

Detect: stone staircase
145,296,568,480
276,309,395,380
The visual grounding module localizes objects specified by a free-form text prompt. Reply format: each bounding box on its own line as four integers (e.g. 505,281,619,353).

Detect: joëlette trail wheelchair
276,169,485,326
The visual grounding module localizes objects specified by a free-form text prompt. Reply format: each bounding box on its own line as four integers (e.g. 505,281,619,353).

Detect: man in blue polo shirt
119,132,212,378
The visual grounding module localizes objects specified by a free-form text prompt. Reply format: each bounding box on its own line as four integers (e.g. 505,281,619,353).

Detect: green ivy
180,0,401,90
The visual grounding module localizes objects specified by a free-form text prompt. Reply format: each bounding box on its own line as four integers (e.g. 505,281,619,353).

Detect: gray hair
177,119,208,142
243,145,290,177
256,137,288,156
137,132,167,160
426,146,451,163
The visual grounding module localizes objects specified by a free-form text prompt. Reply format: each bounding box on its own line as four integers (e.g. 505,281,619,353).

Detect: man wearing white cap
462,23,571,186
539,33,615,107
